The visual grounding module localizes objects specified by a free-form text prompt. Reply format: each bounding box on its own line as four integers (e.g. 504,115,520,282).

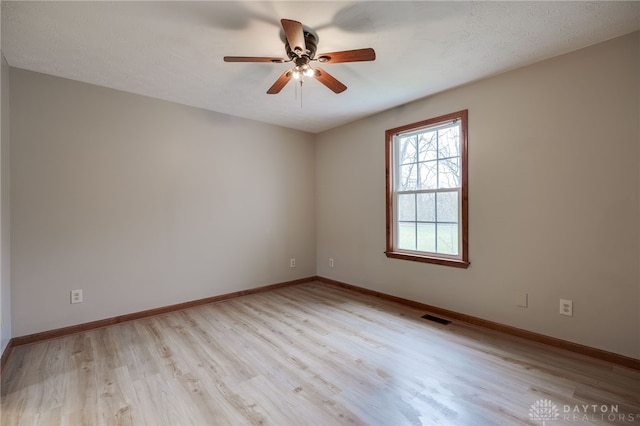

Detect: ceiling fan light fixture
303,66,314,77
292,64,313,80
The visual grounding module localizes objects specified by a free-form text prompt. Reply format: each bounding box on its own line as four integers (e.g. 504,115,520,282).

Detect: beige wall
10,69,316,337
316,32,640,358
1,53,11,354
7,32,640,360
637,32,640,354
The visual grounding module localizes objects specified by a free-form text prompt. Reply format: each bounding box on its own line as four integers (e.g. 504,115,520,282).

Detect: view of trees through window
396,123,461,255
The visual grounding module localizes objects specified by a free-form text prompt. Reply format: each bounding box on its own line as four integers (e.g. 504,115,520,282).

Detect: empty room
1,1,639,425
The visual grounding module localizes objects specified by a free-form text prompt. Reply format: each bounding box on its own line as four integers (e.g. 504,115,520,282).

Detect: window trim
385,110,469,268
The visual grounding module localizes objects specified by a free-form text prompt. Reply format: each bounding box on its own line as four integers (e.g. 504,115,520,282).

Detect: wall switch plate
290,258,296,268
329,258,334,268
71,289,83,304
516,292,528,308
560,299,573,316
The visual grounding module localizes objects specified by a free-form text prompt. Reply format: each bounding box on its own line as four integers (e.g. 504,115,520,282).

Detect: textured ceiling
2,1,639,133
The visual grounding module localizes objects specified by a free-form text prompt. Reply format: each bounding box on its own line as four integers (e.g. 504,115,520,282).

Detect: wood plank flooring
2,281,639,425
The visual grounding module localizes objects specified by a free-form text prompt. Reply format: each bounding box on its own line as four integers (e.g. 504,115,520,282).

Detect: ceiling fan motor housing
286,30,318,60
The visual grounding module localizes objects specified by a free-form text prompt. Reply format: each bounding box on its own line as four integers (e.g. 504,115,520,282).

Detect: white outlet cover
560,299,573,316
71,289,83,304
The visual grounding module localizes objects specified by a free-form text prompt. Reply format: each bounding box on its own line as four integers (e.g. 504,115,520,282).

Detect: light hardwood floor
2,281,639,425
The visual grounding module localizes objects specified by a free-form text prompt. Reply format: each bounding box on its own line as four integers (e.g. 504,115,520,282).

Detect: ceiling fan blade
224,56,286,63
267,70,293,94
316,48,376,64
313,68,347,94
281,19,306,55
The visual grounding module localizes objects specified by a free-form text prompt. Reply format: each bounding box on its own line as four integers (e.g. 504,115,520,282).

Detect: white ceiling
2,1,639,134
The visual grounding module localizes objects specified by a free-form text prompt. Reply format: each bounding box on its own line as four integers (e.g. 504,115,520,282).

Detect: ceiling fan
224,19,376,94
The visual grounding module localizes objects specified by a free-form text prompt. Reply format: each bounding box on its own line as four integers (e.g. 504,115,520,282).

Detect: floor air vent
421,314,451,325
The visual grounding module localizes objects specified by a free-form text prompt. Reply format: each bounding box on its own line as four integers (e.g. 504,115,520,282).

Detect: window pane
436,192,458,223
417,223,436,252
418,131,437,162
437,223,459,255
438,126,460,159
398,222,416,251
416,193,435,222
398,136,417,165
399,164,418,191
419,161,437,190
438,157,460,189
398,194,415,221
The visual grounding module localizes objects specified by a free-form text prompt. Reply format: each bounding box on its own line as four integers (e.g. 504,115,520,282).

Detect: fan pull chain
294,78,303,108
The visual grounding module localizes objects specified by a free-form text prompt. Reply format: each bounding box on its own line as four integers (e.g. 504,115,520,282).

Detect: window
385,110,469,268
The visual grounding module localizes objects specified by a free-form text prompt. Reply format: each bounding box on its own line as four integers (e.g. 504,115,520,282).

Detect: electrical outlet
560,299,573,316
290,258,296,268
70,289,83,304
329,258,334,268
